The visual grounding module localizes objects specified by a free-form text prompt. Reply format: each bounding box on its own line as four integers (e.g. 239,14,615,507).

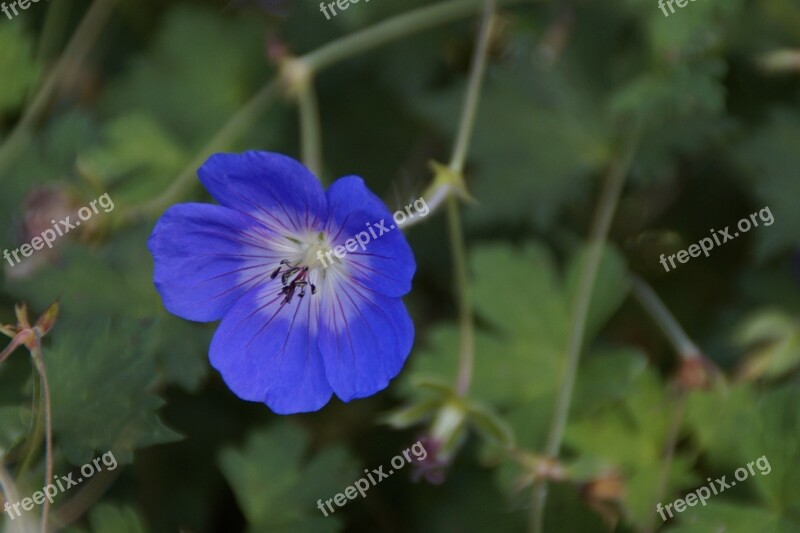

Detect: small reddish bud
0,300,60,362
677,354,721,390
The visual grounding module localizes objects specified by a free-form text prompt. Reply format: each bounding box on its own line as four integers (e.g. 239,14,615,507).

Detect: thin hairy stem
31,331,53,533
397,180,452,230
449,0,496,396
34,0,73,68
0,337,29,368
15,359,43,482
631,276,701,360
449,0,496,173
530,122,642,533
304,0,524,73
122,0,531,222
449,197,476,396
298,80,323,177
630,275,701,532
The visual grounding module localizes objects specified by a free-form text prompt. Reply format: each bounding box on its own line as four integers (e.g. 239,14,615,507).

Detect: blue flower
148,151,416,414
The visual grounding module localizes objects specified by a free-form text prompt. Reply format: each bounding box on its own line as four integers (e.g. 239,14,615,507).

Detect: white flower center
268,231,347,305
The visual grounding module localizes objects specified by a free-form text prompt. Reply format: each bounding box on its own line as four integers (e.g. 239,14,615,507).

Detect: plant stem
123,0,530,222
51,425,130,529
34,0,73,69
448,0,495,396
397,179,452,230
31,331,53,533
0,0,117,180
298,80,323,177
449,198,476,397
52,468,119,530
120,79,280,223
449,1,495,174
304,0,522,74
630,276,701,533
15,359,43,481
631,276,701,360
530,121,641,533
644,392,687,533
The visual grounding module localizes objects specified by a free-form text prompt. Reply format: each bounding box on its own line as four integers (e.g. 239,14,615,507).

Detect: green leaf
402,325,554,407
686,385,800,523
8,228,159,319
403,242,630,409
736,110,800,261
466,401,515,449
685,384,757,468
416,64,608,229
101,6,266,149
6,222,212,397
610,61,727,121
382,397,443,429
46,317,180,464
140,313,211,393
572,346,648,416
735,387,800,516
733,309,800,380
79,113,189,204
501,397,555,456
634,0,745,56
565,243,630,343
87,504,148,533
566,370,698,528
668,501,796,533
219,423,359,532
472,242,567,346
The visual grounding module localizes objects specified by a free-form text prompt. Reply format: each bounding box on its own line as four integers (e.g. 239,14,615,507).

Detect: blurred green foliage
1,0,799,531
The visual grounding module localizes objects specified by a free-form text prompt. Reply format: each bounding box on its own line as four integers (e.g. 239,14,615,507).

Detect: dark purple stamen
271,260,317,304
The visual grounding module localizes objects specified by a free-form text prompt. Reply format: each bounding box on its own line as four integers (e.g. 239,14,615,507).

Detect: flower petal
148,203,285,322
317,280,414,402
209,283,333,414
198,151,328,234
324,176,415,297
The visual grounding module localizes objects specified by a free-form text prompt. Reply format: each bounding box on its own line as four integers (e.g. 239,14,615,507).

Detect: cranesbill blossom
148,152,415,414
